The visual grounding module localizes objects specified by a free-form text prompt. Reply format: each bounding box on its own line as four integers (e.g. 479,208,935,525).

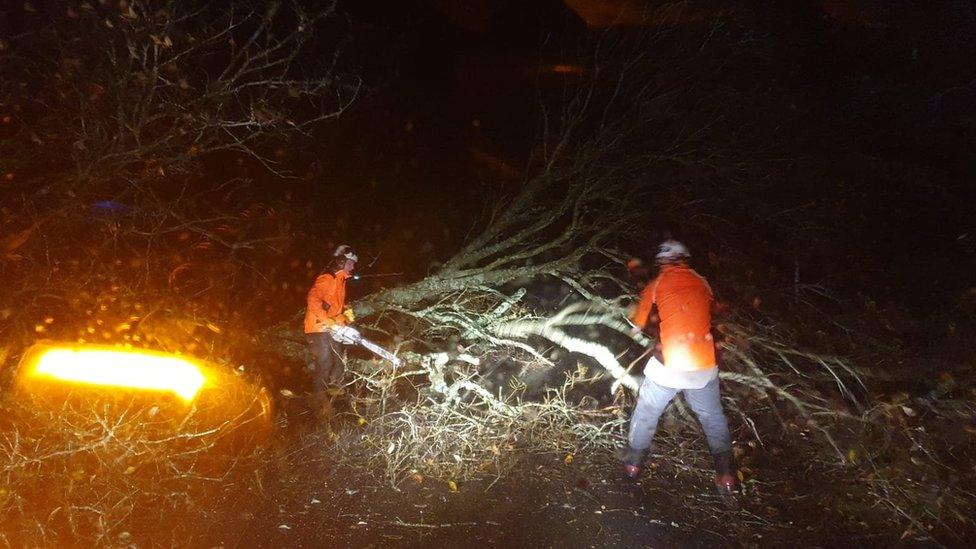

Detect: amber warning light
21,345,208,402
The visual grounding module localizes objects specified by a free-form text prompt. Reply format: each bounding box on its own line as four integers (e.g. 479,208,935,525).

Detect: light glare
667,346,694,371
27,347,207,402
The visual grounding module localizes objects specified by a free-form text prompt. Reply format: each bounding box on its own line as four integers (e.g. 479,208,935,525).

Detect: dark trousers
304,332,345,391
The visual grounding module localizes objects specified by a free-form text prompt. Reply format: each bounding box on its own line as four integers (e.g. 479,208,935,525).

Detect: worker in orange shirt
623,240,739,495
304,245,358,401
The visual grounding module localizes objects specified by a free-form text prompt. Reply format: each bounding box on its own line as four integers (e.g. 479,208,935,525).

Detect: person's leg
683,377,738,493
324,336,346,385
625,377,679,473
682,377,732,455
305,333,336,390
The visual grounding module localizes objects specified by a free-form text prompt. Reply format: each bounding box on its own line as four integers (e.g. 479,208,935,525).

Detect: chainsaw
328,325,402,368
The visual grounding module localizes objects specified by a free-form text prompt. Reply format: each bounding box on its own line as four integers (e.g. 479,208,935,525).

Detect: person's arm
306,276,336,329
323,277,347,324
631,281,657,330
306,280,327,313
692,270,717,315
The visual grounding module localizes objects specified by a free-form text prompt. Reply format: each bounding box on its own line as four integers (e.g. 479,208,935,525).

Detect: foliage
0,0,356,358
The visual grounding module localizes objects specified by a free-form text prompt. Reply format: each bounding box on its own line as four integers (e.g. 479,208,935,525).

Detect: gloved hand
317,317,337,329
343,308,355,323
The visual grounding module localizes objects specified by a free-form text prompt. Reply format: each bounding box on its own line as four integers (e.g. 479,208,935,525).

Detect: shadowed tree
0,0,358,354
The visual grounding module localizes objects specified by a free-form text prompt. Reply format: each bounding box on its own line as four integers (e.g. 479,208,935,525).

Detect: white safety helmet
333,244,358,263
655,239,690,264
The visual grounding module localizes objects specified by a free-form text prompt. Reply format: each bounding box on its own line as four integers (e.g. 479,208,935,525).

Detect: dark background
302,0,975,326
3,0,974,356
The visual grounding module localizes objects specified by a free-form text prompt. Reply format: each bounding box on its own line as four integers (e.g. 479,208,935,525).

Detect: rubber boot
620,446,647,479
713,450,740,496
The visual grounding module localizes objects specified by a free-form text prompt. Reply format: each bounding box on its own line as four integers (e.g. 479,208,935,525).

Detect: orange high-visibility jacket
304,270,350,334
632,263,715,371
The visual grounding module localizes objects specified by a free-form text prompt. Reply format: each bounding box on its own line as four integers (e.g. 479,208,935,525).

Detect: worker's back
651,263,715,370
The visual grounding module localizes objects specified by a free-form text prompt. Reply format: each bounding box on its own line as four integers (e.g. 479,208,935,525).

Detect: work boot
620,446,647,480
713,450,741,496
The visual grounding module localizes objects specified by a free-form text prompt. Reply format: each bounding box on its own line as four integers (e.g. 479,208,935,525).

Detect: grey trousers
627,376,732,456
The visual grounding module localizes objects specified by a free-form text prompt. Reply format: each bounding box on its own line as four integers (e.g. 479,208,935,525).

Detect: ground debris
390,519,483,529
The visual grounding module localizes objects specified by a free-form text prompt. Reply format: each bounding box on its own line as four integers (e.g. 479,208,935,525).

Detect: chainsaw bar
328,326,402,367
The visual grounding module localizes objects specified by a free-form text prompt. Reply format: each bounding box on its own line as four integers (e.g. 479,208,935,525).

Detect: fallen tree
1,9,971,544
272,31,974,543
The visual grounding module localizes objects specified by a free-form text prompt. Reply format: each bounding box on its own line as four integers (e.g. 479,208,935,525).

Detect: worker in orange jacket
304,245,358,398
623,240,739,495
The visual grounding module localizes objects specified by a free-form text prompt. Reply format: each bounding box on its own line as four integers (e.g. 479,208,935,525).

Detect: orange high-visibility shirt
632,263,715,371
304,270,350,334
